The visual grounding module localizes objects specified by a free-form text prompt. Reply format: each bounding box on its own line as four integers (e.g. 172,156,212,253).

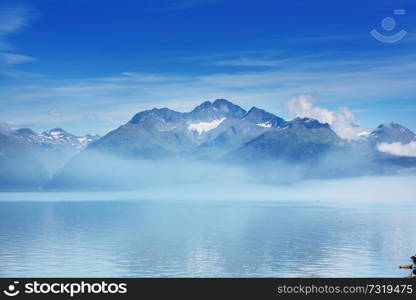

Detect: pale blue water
0,197,414,277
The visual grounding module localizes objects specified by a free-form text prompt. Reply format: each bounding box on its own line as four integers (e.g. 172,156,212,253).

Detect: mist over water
2,144,415,277
2,175,416,204
49,150,252,190
47,146,416,191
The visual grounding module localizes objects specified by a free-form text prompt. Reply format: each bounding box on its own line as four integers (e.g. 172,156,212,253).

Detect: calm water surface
0,196,414,277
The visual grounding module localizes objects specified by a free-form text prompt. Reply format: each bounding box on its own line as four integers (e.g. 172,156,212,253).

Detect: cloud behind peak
285,94,370,140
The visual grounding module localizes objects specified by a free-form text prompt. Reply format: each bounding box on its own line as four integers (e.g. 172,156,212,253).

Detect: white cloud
49,109,63,119
285,95,370,140
211,52,316,67
0,4,28,31
0,52,35,65
0,1,36,76
167,0,220,9
83,114,98,121
0,69,43,78
117,72,183,83
214,58,284,67
377,141,416,157
0,1,33,47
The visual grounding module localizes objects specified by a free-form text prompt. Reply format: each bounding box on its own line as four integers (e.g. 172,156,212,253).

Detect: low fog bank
48,150,252,190
46,147,416,191
2,175,415,205
36,147,416,204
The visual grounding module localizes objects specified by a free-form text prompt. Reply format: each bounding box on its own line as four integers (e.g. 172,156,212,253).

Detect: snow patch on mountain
188,118,226,134
256,122,272,128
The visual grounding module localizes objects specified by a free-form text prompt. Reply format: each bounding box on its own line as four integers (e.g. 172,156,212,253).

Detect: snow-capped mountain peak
8,126,99,152
243,107,287,128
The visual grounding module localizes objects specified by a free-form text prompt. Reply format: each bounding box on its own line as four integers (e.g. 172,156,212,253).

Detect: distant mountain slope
227,122,342,162
369,123,416,144
0,132,49,190
193,118,269,159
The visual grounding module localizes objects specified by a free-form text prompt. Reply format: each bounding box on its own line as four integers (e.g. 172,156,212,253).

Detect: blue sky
0,0,416,135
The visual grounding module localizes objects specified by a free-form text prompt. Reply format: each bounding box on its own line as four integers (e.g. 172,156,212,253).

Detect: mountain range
1,99,416,190
0,124,98,189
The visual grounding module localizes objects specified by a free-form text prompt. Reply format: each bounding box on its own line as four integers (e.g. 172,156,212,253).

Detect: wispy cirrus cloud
0,1,34,49
210,52,326,67
0,52,35,65
83,114,98,121
104,72,186,83
0,0,38,76
48,109,63,119
1,50,416,135
0,69,44,78
167,0,221,9
213,58,284,67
